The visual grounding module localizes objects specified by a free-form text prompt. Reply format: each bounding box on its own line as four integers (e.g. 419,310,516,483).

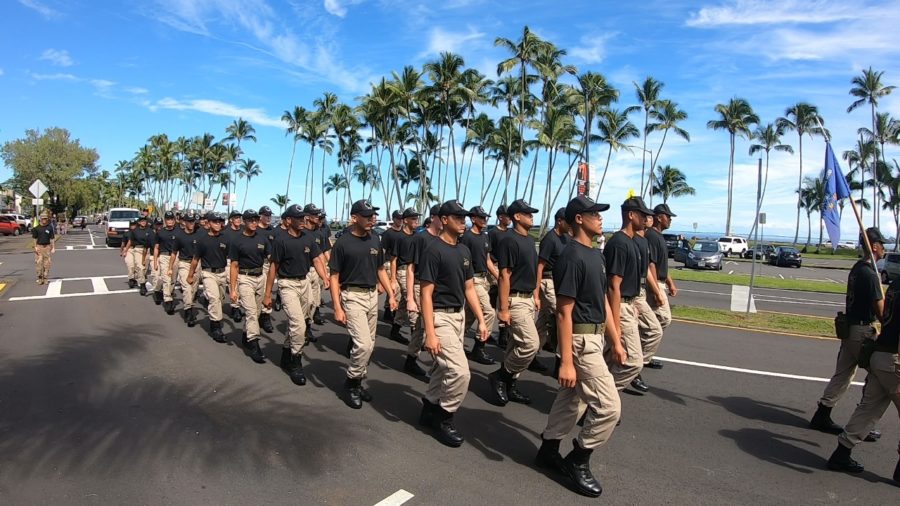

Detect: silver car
681,240,724,270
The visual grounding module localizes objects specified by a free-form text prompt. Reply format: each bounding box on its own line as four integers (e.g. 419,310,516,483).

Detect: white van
105,207,141,247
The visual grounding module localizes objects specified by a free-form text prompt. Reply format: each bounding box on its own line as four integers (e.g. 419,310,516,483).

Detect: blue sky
2,0,899,240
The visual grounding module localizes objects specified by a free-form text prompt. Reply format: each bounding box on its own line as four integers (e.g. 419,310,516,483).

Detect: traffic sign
34,198,44,205
29,179,47,198
759,212,766,225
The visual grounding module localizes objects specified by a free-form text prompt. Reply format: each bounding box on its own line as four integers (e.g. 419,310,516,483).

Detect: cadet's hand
424,334,441,357
534,295,541,311
334,307,347,326
611,343,627,365
558,361,577,389
477,322,489,342
392,283,400,296
389,295,398,311
187,275,194,285
50,248,55,254
497,309,511,326
263,294,272,309
153,261,159,271
407,298,418,313
120,251,126,258
377,284,385,294
322,278,331,290
669,285,678,297
230,291,238,304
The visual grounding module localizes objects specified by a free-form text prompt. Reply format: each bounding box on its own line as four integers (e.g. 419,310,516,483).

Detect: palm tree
575,71,618,169
644,99,689,203
223,118,256,212
462,113,495,202
651,165,695,204
798,176,826,252
281,106,306,202
707,98,759,236
270,194,290,214
626,77,664,196
858,112,899,226
324,173,349,221
777,103,827,246
595,108,639,197
749,123,794,215
235,159,262,210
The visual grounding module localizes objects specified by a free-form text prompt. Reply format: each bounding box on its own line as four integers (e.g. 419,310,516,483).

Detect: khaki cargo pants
155,255,175,302
201,270,227,322
536,278,558,352
649,281,672,329
34,244,52,281
309,266,324,312
839,351,899,449
465,275,496,336
177,260,200,308
237,273,266,340
343,288,378,379
407,282,425,356
426,310,471,413
543,328,621,450
261,259,273,316
129,247,148,283
393,268,416,327
503,295,540,375
635,288,663,364
279,277,311,355
606,299,643,390
819,324,875,407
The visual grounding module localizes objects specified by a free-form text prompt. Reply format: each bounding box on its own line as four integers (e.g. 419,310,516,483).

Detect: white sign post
29,179,48,216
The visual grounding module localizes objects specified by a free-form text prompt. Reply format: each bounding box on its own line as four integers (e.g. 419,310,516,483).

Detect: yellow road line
671,317,836,341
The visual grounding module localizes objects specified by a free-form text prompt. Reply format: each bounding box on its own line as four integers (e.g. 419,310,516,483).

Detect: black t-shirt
261,225,277,247
308,226,331,255
460,228,491,274
195,233,229,270
645,228,668,280
845,260,883,322
604,231,641,298
228,231,270,269
318,226,333,253
329,232,384,288
876,278,900,352
154,226,179,255
554,241,609,324
271,230,322,278
496,230,538,292
129,226,154,248
410,230,439,277
394,231,417,266
633,233,650,281
32,224,55,245
538,230,569,273
381,227,403,259
488,227,508,261
418,237,474,309
173,228,200,261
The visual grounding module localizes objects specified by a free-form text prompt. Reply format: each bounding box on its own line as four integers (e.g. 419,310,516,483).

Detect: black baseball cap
350,200,379,217
229,210,242,219
401,207,421,219
303,204,323,216
164,211,176,219
554,208,566,221
206,211,225,222
653,203,677,217
258,206,273,216
391,210,402,220
565,195,610,223
496,204,508,217
469,206,490,218
137,215,148,222
283,204,305,219
429,204,440,217
243,209,260,221
438,200,471,217
862,227,886,245
153,217,163,225
621,196,654,216
182,212,196,222
507,199,539,216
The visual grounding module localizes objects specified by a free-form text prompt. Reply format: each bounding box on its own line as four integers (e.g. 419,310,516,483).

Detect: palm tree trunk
595,144,614,200
514,61,526,197
806,212,812,250
285,139,297,200
817,213,824,253
793,135,803,246
639,109,649,195
726,134,735,236
645,127,671,205
482,158,502,203
321,148,327,209
242,179,250,210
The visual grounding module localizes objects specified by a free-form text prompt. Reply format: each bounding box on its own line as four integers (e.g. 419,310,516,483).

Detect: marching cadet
644,204,678,370
389,208,422,344
264,204,330,386
604,196,654,393
303,204,330,337
380,210,404,323
403,204,442,378
171,212,201,327
224,209,245,323
229,209,270,364
122,215,154,296
153,211,179,314
488,205,511,348
459,205,498,365
535,195,625,498
826,263,899,483
811,227,886,433
629,213,663,393
314,209,332,325
418,200,490,447
188,212,229,343
329,200,397,409
31,211,56,285
534,208,570,373
489,199,541,406
147,217,164,301
122,220,138,288
258,206,276,333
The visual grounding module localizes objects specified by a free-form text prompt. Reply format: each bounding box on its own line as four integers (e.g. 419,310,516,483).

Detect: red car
0,216,21,236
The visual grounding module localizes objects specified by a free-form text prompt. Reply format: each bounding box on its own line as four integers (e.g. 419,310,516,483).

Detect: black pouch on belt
857,339,876,369
834,311,849,340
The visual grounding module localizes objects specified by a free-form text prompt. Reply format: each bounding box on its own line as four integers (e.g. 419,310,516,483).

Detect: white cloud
151,97,283,128
419,26,485,58
39,48,73,67
28,72,78,81
686,0,859,27
18,0,60,19
570,34,616,64
0,68,4,77
324,0,365,17
126,87,149,95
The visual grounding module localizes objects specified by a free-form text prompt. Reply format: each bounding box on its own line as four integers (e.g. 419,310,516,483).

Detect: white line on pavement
9,288,137,301
91,277,109,293
45,279,62,297
374,490,414,506
655,357,864,386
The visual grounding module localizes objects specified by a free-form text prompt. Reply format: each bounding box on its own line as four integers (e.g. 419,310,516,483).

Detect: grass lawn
669,268,845,294
672,306,835,338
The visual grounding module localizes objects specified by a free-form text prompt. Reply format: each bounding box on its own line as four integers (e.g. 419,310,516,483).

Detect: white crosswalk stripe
9,275,136,301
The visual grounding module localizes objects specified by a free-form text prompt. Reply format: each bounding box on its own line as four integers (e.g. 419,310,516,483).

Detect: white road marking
8,275,133,301
89,228,96,247
656,357,864,386
63,245,114,251
9,288,136,301
778,274,784,279
374,490,414,506
91,277,109,293
45,279,62,297
727,270,734,274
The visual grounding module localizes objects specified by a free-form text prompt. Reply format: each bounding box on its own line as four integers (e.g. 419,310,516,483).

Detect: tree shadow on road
709,395,809,428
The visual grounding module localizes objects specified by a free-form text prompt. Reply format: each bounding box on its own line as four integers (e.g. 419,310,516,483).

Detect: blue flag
822,142,852,251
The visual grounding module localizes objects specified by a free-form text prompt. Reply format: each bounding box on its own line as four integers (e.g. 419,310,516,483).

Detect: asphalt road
0,229,898,504
669,257,850,284
674,280,844,318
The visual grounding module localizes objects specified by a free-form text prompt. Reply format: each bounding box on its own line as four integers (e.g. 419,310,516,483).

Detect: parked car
878,252,900,283
742,243,775,260
663,233,681,258
0,216,22,236
717,236,748,257
677,240,724,270
768,246,802,268
72,216,88,228
2,213,30,232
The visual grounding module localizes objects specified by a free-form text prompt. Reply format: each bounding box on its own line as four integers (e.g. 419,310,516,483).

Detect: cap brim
354,211,377,217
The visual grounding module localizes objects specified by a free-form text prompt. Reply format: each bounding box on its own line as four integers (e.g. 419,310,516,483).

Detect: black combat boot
280,347,292,369
210,320,226,343
241,332,250,349
435,406,464,448
390,323,409,344
810,403,843,434
139,284,148,296
827,443,864,473
259,313,274,333
248,339,266,364
164,301,175,315
528,357,549,372
469,340,495,365
186,308,197,327
382,303,394,323
404,355,428,378
496,326,509,348
231,306,243,323
305,320,317,343
562,440,603,497
128,278,137,289
488,367,511,406
344,378,363,409
535,438,564,471
286,353,306,386
313,307,325,325
419,397,437,427
630,374,650,393
507,379,532,405
153,290,163,305
358,380,373,402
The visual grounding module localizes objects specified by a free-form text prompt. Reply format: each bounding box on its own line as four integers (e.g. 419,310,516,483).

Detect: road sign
693,222,698,231
34,198,44,205
203,199,214,211
29,179,47,198
759,212,766,225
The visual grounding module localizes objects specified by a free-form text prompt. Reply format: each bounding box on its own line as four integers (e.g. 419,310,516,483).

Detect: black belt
203,267,226,274
511,291,532,298
239,268,264,276
572,323,605,334
541,273,553,279
280,275,307,280
621,296,635,303
849,320,873,326
343,286,375,293
434,307,462,313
